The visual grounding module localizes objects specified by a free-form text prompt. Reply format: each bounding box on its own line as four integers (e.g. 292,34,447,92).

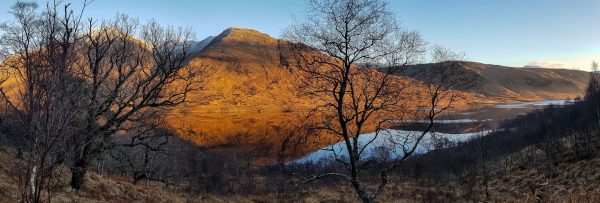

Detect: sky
1,0,599,71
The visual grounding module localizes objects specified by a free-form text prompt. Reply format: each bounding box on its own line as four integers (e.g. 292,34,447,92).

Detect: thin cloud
526,61,567,69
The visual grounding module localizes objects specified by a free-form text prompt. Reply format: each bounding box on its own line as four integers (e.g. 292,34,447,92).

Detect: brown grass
3,139,600,203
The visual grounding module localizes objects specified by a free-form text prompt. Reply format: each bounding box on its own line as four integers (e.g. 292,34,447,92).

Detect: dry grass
483,149,600,202
0,144,187,203
2,139,600,203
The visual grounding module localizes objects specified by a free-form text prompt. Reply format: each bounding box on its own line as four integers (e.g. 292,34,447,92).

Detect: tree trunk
133,172,146,185
351,181,373,203
70,144,91,190
359,193,373,203
30,165,37,198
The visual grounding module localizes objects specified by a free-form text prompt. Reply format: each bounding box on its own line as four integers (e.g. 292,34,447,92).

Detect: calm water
166,100,569,162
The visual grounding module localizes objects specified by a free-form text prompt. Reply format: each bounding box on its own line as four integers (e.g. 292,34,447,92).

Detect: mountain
178,27,310,113
167,28,452,152
185,28,590,109
166,28,591,149
2,26,588,147
397,61,590,102
189,36,215,55
178,28,480,114
166,28,315,151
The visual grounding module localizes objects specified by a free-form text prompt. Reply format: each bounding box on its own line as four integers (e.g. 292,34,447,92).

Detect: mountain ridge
396,61,589,102
175,27,591,115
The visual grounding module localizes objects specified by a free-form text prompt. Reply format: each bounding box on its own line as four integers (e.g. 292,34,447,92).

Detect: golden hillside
176,28,314,114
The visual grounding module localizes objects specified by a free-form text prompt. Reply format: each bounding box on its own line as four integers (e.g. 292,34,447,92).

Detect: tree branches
284,1,474,202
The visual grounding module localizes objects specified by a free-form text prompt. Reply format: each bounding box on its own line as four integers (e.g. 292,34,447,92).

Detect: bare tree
284,0,475,202
1,0,203,192
585,61,600,126
67,14,202,190
409,46,479,132
106,110,177,185
0,1,89,201
476,129,490,199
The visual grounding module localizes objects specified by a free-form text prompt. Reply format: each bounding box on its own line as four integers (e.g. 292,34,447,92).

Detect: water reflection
164,100,569,163
165,111,333,163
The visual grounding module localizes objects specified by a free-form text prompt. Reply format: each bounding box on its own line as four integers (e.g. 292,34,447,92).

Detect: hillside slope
182,29,589,114
175,28,493,114
179,28,310,113
0,145,186,202
398,61,590,102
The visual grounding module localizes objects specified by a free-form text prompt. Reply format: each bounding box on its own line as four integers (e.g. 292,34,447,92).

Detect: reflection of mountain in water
166,111,331,163
166,110,405,163
165,99,575,164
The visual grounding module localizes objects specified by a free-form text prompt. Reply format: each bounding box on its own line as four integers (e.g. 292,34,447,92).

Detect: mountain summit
180,27,303,114
195,27,287,65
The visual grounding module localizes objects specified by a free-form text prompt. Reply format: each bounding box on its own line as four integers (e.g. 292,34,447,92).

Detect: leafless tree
409,46,480,132
475,128,490,199
284,0,476,202
67,14,203,190
106,110,177,185
0,1,89,201
1,0,204,193
585,61,600,125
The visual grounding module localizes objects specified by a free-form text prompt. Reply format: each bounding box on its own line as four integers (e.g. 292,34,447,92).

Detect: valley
0,0,598,202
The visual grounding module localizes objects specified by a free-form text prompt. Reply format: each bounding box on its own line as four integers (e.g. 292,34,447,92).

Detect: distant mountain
189,36,215,55
397,61,590,101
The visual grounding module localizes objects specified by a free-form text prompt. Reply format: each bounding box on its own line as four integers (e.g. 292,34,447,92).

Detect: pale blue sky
1,0,599,70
